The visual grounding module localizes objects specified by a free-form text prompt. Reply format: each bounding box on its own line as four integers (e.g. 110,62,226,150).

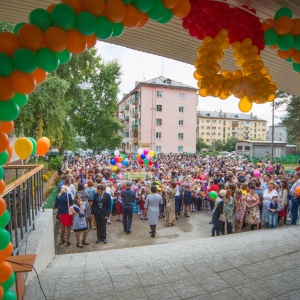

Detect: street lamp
212,131,216,153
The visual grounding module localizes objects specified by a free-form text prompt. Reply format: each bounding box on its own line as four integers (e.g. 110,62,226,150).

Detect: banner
123,172,152,180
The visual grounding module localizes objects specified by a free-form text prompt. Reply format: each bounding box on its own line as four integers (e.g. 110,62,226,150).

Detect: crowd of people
54,152,300,246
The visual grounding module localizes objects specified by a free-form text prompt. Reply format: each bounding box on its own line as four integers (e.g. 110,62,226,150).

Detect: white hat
219,190,227,198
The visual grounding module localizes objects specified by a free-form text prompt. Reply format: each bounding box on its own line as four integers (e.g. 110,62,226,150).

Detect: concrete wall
267,126,288,142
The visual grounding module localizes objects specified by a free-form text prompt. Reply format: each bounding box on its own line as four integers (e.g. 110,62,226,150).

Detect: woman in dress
278,178,289,226
72,195,89,248
139,188,147,220
164,181,177,227
261,181,278,228
145,185,163,238
245,185,260,230
234,189,246,233
76,183,92,229
86,180,96,229
182,175,193,218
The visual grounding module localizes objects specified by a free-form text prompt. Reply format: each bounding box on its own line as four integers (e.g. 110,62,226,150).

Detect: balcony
244,123,250,127
131,125,138,130
232,128,238,133
133,137,138,144
124,116,129,121
132,98,139,105
119,118,124,123
133,112,139,119
125,104,130,110
232,121,239,127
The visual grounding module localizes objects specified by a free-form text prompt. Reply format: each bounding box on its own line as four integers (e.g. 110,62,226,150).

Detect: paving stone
170,279,208,299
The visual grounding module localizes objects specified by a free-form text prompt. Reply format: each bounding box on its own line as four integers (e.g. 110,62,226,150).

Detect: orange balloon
0,32,21,57
10,71,36,95
0,242,13,261
277,48,294,60
62,0,83,14
18,24,44,51
172,0,191,19
32,68,48,84
86,35,97,48
66,30,87,54
269,44,278,50
81,0,105,17
136,154,140,160
104,0,126,23
39,137,50,146
6,143,13,165
261,18,274,32
162,0,180,9
44,27,67,52
137,13,149,28
122,5,141,28
274,16,293,35
36,140,49,156
0,180,5,195
0,261,13,283
290,18,300,36
0,77,15,101
0,121,14,134
0,132,9,153
0,197,7,215
292,50,300,63
46,4,56,13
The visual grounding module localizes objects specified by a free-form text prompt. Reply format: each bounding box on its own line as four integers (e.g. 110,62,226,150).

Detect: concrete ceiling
0,0,300,97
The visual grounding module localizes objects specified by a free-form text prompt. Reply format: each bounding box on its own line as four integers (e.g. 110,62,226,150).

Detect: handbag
67,193,73,215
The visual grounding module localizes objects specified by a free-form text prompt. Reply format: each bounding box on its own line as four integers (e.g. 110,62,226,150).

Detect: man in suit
92,185,111,244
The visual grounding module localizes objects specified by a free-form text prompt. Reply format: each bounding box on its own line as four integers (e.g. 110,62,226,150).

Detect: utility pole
271,101,275,162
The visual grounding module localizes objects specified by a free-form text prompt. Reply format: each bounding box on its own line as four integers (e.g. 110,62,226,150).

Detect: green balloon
0,165,4,180
2,272,16,291
27,137,37,156
76,12,97,36
112,22,124,37
277,34,294,51
11,93,28,108
263,28,279,46
2,290,17,300
0,151,9,166
157,8,173,24
57,49,72,65
123,0,133,3
51,3,76,30
13,22,26,34
0,210,10,228
292,62,300,72
148,0,166,21
133,0,154,12
0,101,20,122
12,48,37,73
0,53,13,77
95,16,113,40
275,7,293,20
144,159,149,165
36,48,59,72
286,57,293,62
0,228,10,250
209,191,218,200
29,8,52,32
294,35,300,51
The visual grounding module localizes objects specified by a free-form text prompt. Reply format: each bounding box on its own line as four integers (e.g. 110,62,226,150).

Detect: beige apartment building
118,76,198,154
197,110,268,146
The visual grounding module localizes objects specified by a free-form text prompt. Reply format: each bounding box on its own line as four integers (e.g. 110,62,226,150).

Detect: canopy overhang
1,0,300,97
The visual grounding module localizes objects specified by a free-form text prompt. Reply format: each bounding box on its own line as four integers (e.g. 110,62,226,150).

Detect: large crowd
54,153,300,247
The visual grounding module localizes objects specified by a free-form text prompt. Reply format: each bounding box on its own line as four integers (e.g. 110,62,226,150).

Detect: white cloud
96,41,283,125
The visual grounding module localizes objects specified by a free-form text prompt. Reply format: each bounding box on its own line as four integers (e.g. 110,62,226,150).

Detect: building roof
198,110,267,122
268,123,286,128
237,140,287,145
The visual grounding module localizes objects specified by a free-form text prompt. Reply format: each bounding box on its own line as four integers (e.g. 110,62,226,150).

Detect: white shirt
290,179,300,197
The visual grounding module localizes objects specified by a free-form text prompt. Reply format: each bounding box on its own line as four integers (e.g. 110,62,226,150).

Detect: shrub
48,156,63,171
46,171,52,178
43,175,49,182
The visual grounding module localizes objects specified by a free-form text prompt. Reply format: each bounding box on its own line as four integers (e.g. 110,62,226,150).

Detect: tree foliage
224,137,239,152
0,21,14,32
196,137,208,151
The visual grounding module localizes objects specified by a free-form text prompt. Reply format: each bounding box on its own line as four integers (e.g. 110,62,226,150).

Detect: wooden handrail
3,165,44,170
1,165,44,197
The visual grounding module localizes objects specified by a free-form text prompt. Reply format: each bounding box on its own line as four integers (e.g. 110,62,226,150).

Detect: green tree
224,137,239,152
214,139,224,151
196,137,207,151
0,21,14,32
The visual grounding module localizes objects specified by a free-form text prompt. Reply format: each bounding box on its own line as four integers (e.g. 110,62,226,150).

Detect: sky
96,41,284,126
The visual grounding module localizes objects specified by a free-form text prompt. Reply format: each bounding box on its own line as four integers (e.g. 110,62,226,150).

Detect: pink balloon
143,149,148,155
146,154,151,160
253,170,260,177
114,156,119,162
117,163,123,168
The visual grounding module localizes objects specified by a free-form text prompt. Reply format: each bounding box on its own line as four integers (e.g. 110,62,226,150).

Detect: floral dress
225,197,234,223
245,193,260,225
235,195,246,222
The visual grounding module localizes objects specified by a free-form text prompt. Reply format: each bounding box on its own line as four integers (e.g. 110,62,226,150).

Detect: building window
156,132,162,139
156,146,162,153
179,120,184,126
237,146,242,150
179,93,184,100
223,133,226,138
157,105,162,111
206,120,210,123
202,120,204,123
228,133,230,137
157,91,162,98
179,106,184,112
212,126,216,130
218,133,221,136
245,146,250,150
206,139,210,142
228,127,230,130
201,126,204,129
201,132,204,135
212,120,216,123
206,126,210,130
178,133,184,140
206,132,210,136
156,119,162,126
178,146,183,152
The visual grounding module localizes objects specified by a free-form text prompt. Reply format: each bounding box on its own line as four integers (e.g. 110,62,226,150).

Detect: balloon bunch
194,29,277,112
182,0,264,51
136,148,155,166
0,197,16,300
262,7,300,73
13,137,37,160
110,149,129,171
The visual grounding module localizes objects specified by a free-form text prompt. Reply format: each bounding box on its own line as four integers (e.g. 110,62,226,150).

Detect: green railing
251,155,300,164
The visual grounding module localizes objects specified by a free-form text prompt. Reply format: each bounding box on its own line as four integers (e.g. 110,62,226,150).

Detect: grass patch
282,164,298,171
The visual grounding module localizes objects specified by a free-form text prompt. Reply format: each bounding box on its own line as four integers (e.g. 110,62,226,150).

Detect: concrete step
24,226,300,300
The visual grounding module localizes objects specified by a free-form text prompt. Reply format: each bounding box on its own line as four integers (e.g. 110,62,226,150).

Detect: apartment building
266,123,288,142
197,110,268,146
118,76,198,154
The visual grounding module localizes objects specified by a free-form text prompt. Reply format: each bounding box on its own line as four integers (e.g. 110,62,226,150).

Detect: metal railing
2,165,44,255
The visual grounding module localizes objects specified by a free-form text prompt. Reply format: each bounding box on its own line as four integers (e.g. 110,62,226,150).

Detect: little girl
115,190,122,221
201,187,209,210
234,190,246,233
139,189,147,220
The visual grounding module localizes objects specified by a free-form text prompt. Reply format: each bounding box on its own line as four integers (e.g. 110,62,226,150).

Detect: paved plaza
25,225,300,300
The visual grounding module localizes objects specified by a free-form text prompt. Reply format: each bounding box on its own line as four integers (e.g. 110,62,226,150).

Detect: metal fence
2,165,44,255
251,155,300,165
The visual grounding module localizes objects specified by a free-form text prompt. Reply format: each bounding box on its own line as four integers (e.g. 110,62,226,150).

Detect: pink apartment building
118,76,198,154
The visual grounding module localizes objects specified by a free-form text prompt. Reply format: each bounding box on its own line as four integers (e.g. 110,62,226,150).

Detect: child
190,190,196,212
268,194,281,229
115,191,123,221
196,187,203,211
201,187,209,210
211,190,226,237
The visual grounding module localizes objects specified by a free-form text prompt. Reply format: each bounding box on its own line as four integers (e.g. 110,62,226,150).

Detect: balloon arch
1,0,300,298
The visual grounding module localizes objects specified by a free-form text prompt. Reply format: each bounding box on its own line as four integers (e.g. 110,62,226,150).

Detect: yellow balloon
14,137,33,160
149,151,155,157
239,97,253,113
112,166,118,172
199,87,210,97
39,136,50,146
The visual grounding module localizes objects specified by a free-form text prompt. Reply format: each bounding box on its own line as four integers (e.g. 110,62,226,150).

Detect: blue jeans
175,195,180,214
122,206,133,232
211,219,222,236
291,199,300,225
268,212,278,228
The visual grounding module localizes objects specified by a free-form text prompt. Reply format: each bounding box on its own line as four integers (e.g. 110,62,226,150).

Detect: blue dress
145,193,163,225
183,182,192,205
